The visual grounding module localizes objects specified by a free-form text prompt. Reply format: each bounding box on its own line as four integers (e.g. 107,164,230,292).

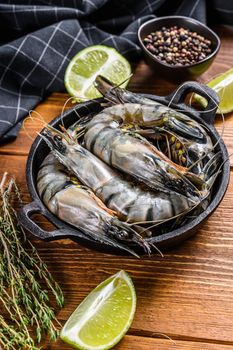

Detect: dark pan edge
22,90,230,255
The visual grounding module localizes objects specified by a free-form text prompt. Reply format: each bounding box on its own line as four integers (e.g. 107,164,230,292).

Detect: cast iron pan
18,82,230,255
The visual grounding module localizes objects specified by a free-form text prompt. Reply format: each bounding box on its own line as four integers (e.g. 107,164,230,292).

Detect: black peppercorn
143,25,212,66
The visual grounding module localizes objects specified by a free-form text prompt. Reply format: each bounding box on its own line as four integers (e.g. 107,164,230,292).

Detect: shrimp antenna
151,332,176,345
94,74,133,105
60,94,95,128
205,152,232,191
111,74,133,90
43,124,71,144
59,124,76,143
60,96,76,128
186,122,224,173
122,223,153,255
136,201,200,237
186,104,224,173
147,241,164,257
22,117,36,141
168,80,225,140
22,110,47,140
73,105,86,120
112,145,202,196
144,153,231,235
188,87,225,149
153,126,189,165
168,81,225,171
143,207,194,235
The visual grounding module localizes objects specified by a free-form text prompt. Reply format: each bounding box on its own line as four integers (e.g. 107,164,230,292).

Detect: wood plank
1,154,233,345
1,90,232,162
115,335,233,349
43,334,233,350
1,25,233,350
0,93,73,156
1,26,233,160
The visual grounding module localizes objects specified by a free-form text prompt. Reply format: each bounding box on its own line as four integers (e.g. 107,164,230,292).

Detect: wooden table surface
1,26,233,350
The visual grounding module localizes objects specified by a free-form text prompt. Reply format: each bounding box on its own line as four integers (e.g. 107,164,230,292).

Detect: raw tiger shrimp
40,128,199,229
94,75,216,174
128,126,221,181
82,103,209,199
141,127,188,166
37,152,152,256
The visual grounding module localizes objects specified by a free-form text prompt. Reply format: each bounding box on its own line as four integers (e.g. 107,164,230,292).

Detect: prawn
94,75,216,174
40,129,198,228
37,153,151,256
83,103,207,198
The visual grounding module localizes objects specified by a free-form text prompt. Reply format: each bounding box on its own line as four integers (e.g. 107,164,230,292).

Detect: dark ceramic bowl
138,16,221,81
18,82,230,256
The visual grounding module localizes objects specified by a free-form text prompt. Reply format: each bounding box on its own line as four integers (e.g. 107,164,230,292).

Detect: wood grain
1,25,233,350
0,93,73,156
1,154,233,348
44,335,233,350
1,27,233,160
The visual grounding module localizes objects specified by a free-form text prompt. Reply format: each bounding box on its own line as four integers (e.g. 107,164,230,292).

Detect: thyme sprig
0,173,64,349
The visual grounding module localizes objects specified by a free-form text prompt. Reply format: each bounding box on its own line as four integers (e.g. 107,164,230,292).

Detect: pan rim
25,95,230,252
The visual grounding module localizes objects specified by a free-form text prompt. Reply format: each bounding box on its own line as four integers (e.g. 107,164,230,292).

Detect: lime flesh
64,45,131,101
60,270,136,350
195,68,233,114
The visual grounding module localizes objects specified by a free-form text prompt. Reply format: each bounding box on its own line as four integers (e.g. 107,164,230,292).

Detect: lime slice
194,68,233,114
60,270,136,350
65,45,131,100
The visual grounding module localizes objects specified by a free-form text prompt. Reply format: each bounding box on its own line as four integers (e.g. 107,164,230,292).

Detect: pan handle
165,81,219,125
18,201,86,241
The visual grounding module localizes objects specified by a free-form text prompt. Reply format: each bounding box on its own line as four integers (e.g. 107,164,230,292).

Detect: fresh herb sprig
0,173,64,350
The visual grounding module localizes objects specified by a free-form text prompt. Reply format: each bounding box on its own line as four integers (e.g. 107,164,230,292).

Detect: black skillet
18,82,230,255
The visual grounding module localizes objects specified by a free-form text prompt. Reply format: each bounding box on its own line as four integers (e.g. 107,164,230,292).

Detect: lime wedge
60,270,136,350
64,45,131,101
194,68,233,114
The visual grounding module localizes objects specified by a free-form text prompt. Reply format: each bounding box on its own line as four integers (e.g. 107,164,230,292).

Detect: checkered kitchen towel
0,0,232,143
